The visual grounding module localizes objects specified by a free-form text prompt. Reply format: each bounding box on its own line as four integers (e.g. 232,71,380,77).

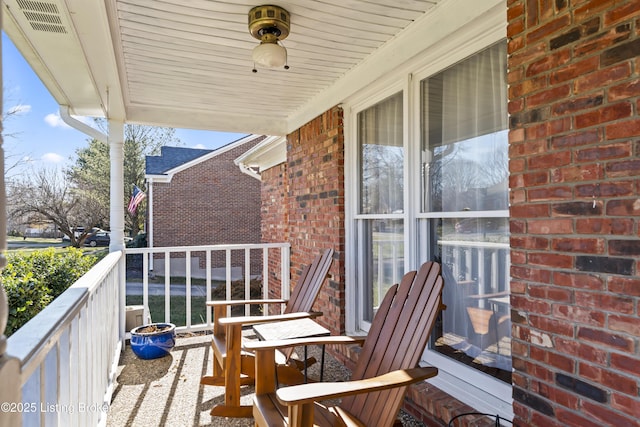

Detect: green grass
126,295,209,327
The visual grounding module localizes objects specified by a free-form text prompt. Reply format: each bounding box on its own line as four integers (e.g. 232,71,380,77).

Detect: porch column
109,120,125,252
0,20,22,426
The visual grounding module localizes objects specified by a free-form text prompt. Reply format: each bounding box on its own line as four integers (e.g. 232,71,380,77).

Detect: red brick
511,203,550,218
556,407,607,427
605,118,640,139
575,103,633,128
550,56,600,84
529,186,573,201
575,218,635,235
550,129,602,149
608,79,640,101
527,49,571,77
553,271,605,290
527,84,572,108
530,314,573,335
553,304,606,326
575,291,634,314
577,326,634,351
604,2,640,26
511,295,551,314
529,251,574,268
536,382,579,409
574,0,621,23
531,347,575,372
555,337,608,365
610,352,640,376
529,150,571,169
611,393,640,420
511,236,550,249
526,14,571,44
574,63,632,94
528,218,574,234
579,363,638,395
551,237,605,253
608,314,640,335
608,276,640,297
550,163,603,183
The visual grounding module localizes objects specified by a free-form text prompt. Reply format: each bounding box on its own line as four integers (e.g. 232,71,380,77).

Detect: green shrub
2,271,51,336
1,248,98,336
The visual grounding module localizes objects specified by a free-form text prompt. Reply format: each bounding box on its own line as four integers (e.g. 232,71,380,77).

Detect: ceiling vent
16,0,67,34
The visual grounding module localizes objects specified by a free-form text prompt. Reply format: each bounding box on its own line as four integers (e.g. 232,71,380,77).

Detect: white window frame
344,1,513,419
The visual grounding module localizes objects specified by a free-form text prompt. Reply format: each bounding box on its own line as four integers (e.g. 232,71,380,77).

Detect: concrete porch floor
106,331,425,427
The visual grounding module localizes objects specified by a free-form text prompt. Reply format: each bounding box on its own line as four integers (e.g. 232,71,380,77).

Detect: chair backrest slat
285,248,334,314
341,261,444,427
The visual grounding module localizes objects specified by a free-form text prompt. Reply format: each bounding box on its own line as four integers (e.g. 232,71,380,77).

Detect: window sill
422,350,514,420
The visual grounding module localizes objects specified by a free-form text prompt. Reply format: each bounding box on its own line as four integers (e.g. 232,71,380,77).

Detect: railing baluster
164,251,171,324
226,249,232,317
186,250,192,329
245,248,251,316
262,248,269,315
143,254,149,324
206,251,212,327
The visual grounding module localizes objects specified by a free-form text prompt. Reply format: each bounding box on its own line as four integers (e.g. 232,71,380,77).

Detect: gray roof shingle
145,146,213,175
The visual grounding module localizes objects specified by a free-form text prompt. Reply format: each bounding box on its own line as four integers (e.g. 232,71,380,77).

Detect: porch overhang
2,0,504,135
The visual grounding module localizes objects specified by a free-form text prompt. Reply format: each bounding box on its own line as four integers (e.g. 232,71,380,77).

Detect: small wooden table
253,318,330,382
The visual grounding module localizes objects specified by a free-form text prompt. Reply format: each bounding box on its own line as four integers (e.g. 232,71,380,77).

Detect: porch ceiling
3,0,445,135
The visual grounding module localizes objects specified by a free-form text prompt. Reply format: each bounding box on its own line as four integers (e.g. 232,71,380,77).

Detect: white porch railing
124,242,291,333
4,251,125,427
0,242,291,426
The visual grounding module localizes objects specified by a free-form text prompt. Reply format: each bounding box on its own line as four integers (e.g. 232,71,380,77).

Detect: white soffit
4,0,462,134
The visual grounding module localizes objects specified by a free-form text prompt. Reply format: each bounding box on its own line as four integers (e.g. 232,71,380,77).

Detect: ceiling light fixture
248,5,290,72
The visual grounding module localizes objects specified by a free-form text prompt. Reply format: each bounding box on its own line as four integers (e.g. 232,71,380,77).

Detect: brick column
508,1,640,426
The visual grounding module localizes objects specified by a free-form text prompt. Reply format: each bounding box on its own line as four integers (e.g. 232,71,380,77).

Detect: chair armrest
217,311,319,327
245,335,366,350
276,367,438,405
206,298,288,307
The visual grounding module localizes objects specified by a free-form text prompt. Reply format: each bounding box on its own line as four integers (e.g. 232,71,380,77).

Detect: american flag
128,185,146,214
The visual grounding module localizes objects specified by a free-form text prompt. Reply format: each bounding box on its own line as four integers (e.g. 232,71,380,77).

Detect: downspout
59,106,107,142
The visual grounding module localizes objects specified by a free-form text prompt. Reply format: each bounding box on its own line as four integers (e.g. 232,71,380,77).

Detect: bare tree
69,122,181,236
8,168,108,247
3,98,32,178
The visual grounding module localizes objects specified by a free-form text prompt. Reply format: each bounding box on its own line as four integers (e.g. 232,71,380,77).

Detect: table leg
304,346,308,383
320,344,325,381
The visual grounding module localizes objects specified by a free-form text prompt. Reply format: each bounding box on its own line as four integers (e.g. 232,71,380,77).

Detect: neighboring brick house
238,2,640,426
145,135,265,276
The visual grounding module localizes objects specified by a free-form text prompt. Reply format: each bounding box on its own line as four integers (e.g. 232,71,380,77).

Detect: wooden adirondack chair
201,248,334,418
248,261,444,427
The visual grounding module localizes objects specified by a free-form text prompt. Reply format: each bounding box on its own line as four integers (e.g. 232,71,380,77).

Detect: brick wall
261,164,287,310
152,140,263,270
261,106,346,332
508,1,640,426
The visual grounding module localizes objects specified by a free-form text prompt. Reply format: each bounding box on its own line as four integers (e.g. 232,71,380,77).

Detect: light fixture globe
248,5,290,71
252,42,287,68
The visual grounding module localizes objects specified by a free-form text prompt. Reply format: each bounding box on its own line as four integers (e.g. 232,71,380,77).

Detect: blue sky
2,32,247,176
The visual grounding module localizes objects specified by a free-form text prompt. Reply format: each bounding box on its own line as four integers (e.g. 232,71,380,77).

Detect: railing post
0,286,21,427
0,21,22,425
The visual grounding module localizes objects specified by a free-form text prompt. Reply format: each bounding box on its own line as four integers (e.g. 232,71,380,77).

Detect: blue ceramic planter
130,323,176,359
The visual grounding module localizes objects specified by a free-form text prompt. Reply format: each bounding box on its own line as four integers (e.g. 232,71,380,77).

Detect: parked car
84,231,110,247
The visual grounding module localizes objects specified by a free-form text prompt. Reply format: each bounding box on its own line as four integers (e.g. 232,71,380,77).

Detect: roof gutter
59,106,108,142
236,162,261,181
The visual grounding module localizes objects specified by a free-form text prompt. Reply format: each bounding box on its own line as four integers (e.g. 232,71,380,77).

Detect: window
349,40,511,410
420,42,511,382
356,92,404,324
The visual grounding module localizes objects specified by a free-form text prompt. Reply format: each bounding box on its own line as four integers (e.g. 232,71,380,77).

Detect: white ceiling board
4,0,447,134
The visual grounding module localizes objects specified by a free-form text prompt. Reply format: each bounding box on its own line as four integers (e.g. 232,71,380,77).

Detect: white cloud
44,112,71,128
42,153,65,163
44,111,95,130
192,143,206,149
7,104,32,115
